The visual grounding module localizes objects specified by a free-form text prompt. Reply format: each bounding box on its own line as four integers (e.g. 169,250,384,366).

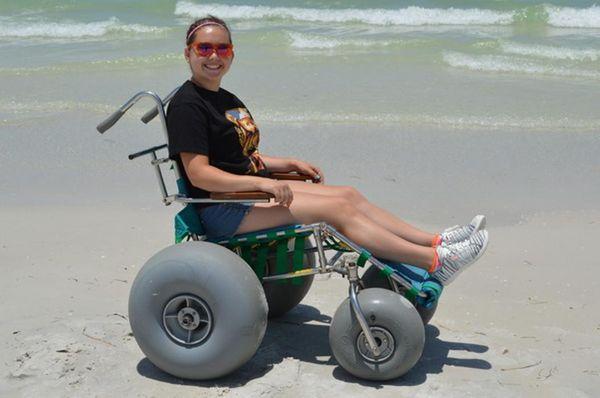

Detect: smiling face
184,25,233,91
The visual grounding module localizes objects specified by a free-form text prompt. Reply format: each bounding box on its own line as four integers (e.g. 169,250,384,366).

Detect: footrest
384,262,443,308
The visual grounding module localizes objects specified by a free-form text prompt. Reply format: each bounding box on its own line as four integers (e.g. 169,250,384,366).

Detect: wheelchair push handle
140,86,180,124
140,107,159,125
96,90,165,134
97,108,126,134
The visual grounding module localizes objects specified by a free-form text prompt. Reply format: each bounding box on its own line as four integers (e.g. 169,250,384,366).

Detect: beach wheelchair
97,89,443,381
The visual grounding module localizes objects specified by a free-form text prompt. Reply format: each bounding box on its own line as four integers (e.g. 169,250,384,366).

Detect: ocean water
1,0,600,130
1,1,599,215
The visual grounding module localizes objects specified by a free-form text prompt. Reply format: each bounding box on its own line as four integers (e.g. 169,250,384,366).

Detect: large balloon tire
262,240,316,318
329,288,425,381
361,265,438,325
129,241,268,380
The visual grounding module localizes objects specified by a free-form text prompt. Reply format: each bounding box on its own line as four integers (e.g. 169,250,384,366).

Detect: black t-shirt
167,80,266,204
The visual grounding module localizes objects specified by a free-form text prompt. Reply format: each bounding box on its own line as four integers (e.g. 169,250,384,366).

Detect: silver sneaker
440,215,486,246
433,230,489,286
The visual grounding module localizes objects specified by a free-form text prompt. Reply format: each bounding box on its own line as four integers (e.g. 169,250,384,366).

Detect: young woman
167,16,489,286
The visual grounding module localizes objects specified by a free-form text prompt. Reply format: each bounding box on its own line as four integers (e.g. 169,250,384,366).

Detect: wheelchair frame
97,88,438,366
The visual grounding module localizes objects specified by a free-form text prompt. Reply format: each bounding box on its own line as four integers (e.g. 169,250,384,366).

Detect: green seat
174,204,312,285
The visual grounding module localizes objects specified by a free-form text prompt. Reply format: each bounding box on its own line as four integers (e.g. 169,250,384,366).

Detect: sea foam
443,51,600,79
174,2,513,26
286,32,394,50
547,5,600,28
175,2,600,29
287,32,342,49
0,17,164,39
500,41,600,62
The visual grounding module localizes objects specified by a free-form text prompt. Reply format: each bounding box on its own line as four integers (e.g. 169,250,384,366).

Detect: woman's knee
339,186,365,204
320,197,360,222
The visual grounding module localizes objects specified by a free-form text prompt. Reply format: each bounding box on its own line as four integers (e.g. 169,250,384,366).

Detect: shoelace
434,233,485,284
467,231,486,247
441,224,475,244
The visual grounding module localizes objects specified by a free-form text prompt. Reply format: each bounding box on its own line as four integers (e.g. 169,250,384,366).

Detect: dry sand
1,113,599,397
1,204,599,398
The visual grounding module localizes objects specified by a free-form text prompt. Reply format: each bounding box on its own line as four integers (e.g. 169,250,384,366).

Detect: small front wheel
361,264,438,325
329,288,425,381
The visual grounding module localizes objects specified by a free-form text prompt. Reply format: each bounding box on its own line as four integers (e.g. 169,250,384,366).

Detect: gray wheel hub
163,295,212,345
356,326,395,362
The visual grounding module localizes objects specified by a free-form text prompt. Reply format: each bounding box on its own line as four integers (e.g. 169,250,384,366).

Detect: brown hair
185,16,232,45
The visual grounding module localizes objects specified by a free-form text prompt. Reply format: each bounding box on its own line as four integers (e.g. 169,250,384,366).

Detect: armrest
270,172,319,182
210,191,274,200
185,173,317,202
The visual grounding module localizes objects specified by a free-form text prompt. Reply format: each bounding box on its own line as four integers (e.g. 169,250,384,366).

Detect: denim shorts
199,203,254,241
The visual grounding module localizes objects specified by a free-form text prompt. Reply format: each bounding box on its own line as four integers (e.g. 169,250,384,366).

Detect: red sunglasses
189,42,234,58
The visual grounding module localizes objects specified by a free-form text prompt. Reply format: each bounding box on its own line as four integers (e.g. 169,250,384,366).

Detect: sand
1,206,599,397
1,115,599,397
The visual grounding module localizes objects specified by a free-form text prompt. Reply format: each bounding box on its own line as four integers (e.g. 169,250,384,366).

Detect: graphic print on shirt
225,108,266,174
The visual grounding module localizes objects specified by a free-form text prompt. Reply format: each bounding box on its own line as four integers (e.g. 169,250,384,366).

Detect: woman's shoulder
170,80,203,107
218,87,245,107
168,81,215,118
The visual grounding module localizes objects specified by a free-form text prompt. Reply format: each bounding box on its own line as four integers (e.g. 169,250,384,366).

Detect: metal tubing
151,152,169,202
97,90,180,181
97,91,163,133
212,224,320,245
349,280,381,357
141,86,180,124
152,93,180,181
128,144,168,160
328,251,344,267
171,196,271,204
262,267,324,281
323,225,427,298
388,277,401,293
150,157,171,166
313,224,329,273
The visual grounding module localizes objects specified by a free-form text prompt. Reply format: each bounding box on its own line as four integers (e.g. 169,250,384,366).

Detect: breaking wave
443,51,600,79
0,17,166,39
175,2,600,29
500,41,600,62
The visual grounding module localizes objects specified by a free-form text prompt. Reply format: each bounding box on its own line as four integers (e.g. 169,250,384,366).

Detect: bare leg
285,181,436,247
236,191,435,270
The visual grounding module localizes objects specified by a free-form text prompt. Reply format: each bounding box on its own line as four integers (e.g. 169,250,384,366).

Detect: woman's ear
184,46,190,61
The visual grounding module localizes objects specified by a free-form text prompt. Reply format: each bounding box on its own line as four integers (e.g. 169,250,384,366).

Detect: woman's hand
292,159,324,184
258,179,294,207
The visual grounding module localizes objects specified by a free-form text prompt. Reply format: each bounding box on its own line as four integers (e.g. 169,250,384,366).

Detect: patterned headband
186,22,227,41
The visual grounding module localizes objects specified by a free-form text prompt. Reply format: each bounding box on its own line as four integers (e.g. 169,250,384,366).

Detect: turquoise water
1,1,600,131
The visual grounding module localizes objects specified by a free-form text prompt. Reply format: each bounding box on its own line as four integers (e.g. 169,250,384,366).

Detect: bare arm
260,154,324,183
181,152,294,206
260,154,296,172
